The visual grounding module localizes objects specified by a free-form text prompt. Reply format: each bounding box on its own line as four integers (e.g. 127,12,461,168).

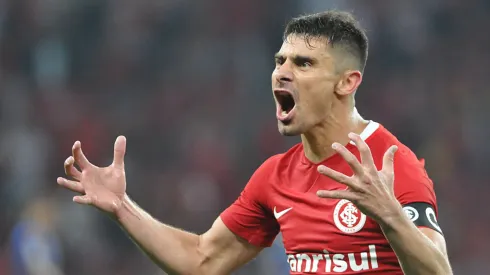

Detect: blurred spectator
9,197,63,275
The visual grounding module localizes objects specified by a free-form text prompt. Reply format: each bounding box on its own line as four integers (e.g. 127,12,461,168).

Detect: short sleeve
394,148,438,215
220,157,280,247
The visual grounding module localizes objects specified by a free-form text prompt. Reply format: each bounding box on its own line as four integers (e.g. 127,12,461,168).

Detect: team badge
333,199,366,233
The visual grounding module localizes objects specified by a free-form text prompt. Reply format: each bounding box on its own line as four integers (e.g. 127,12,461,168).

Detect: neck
301,108,369,164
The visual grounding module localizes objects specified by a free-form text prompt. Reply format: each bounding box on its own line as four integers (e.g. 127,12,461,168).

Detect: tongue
278,107,294,121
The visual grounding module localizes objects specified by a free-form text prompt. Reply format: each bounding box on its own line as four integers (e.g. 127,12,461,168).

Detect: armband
402,202,443,234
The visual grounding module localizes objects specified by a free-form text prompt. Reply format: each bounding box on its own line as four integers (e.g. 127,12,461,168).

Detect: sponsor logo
287,245,379,273
274,206,293,220
333,199,366,233
403,206,419,222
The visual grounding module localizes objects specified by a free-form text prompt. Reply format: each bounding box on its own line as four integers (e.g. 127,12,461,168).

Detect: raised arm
316,133,452,275
116,198,262,275
57,136,262,275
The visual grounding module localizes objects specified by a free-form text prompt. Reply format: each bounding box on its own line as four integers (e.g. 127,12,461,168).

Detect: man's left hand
316,133,402,224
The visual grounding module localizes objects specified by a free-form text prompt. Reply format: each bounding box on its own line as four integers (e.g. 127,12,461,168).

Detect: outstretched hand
57,136,128,215
316,133,402,224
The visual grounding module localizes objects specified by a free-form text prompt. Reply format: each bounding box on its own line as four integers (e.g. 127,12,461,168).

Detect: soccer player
57,11,452,275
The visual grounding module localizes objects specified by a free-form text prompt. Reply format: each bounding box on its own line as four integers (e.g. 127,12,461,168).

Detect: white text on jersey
287,245,378,273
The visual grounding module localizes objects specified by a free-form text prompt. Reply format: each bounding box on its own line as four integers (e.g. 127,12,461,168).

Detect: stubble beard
278,121,303,136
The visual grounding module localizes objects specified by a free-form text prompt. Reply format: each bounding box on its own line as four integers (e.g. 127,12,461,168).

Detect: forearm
115,194,203,275
380,210,452,275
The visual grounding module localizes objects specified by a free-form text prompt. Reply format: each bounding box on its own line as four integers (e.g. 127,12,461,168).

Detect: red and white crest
333,199,366,233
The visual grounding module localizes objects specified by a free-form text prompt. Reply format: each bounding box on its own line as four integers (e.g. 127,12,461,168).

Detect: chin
277,122,303,136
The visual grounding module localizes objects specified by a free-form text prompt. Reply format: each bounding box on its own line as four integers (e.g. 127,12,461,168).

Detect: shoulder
246,144,303,195
369,123,437,206
254,143,304,178
368,123,427,171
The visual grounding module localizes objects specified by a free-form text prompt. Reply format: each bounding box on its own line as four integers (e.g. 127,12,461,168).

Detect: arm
386,151,451,274
379,209,451,275
316,134,452,275
57,137,272,275
116,195,262,275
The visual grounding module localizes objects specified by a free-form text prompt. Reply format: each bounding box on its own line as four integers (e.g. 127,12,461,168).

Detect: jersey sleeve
393,147,438,215
220,156,280,247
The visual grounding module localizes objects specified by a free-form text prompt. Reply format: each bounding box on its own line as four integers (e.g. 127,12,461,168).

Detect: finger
72,141,92,169
381,145,398,177
57,177,85,194
348,133,376,169
73,195,93,205
332,143,364,176
113,136,126,170
64,156,82,180
317,165,363,192
317,189,360,202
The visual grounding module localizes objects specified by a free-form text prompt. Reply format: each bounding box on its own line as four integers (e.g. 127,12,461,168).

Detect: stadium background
0,0,488,274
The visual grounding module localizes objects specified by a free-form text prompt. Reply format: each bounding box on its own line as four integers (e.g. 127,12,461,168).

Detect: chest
269,166,386,254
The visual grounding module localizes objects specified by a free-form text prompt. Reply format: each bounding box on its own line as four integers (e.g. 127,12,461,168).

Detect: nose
273,62,294,83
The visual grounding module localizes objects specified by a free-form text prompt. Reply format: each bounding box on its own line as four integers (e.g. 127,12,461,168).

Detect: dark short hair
284,10,368,72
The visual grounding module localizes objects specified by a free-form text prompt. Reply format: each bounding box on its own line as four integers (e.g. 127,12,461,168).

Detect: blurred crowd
0,0,489,274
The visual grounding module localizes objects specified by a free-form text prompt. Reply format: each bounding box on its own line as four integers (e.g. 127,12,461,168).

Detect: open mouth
274,90,296,121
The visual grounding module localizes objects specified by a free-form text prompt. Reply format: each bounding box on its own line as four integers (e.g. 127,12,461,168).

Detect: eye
275,57,285,66
294,57,314,68
299,61,312,68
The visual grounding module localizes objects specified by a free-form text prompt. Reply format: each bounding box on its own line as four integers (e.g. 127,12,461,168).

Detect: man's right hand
57,135,263,274
57,136,128,216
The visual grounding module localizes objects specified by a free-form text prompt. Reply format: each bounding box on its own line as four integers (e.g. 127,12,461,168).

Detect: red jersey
220,121,438,274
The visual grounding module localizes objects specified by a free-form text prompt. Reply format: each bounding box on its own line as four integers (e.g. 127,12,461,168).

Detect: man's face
272,35,341,136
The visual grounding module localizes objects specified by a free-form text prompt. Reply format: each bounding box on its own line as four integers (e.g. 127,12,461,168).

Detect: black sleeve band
402,202,443,235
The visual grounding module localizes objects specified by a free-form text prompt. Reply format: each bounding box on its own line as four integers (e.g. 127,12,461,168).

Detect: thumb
382,145,398,177
113,136,127,170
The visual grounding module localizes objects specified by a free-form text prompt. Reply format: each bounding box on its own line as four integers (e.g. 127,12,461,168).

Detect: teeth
282,110,288,116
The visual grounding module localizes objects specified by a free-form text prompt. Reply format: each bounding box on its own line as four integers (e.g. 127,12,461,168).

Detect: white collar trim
349,121,380,145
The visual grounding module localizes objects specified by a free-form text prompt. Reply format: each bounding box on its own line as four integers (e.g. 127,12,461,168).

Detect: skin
272,35,366,163
317,134,452,274
57,34,452,275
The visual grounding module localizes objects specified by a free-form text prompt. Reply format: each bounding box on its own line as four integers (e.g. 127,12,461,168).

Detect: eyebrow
274,53,317,64
293,55,316,65
274,53,283,60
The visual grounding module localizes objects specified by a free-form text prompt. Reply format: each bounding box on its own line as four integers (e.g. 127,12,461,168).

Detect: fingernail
348,132,356,139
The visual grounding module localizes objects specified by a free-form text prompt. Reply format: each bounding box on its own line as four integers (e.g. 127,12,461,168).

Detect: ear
335,70,362,96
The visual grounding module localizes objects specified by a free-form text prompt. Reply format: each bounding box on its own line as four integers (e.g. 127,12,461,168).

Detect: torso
221,121,437,274
266,122,404,274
